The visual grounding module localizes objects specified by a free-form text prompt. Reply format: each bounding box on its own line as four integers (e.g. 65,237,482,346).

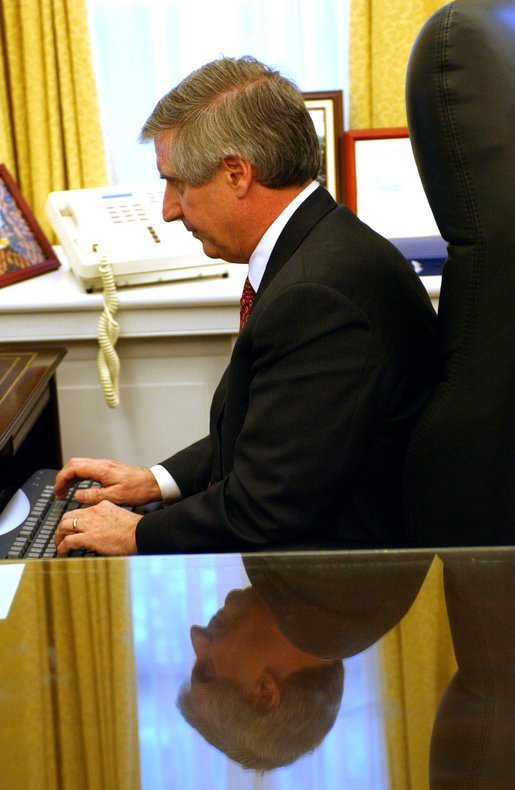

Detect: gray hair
177,662,344,771
140,56,321,188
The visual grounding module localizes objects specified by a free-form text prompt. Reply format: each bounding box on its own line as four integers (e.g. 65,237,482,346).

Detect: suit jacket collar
255,186,337,303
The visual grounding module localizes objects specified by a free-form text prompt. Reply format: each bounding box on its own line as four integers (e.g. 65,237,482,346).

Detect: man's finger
54,458,103,498
54,465,87,498
55,507,90,544
54,471,79,499
56,533,85,557
74,486,107,505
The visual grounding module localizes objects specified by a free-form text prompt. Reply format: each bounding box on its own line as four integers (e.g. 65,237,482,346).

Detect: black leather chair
403,0,515,547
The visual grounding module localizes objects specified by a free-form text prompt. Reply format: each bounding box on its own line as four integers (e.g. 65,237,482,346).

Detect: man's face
154,133,248,264
189,587,269,715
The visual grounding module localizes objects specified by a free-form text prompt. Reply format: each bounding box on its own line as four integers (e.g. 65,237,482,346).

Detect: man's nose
190,625,210,657
162,186,182,222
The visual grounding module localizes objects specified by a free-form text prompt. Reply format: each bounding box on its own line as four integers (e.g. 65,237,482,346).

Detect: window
87,0,350,184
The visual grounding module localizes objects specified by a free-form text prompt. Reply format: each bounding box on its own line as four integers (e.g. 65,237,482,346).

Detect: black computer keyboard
0,469,100,559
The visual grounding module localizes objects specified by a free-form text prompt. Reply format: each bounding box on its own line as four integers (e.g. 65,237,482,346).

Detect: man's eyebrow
160,173,183,183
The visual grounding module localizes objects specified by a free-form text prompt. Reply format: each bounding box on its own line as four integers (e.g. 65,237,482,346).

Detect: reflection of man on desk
178,552,429,770
181,585,343,771
54,56,437,556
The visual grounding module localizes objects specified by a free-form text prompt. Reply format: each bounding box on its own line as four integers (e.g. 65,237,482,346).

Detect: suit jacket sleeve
158,435,213,499
135,280,388,554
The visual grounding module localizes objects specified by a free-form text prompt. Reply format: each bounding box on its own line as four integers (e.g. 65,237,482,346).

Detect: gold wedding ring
72,517,79,532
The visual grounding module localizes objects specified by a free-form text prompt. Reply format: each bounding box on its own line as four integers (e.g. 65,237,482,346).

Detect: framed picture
0,164,59,288
343,127,439,239
303,91,344,202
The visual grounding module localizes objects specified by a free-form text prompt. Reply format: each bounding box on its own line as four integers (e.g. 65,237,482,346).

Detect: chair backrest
403,0,515,546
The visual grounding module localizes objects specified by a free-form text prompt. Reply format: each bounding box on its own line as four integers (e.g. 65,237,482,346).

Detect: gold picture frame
303,91,344,203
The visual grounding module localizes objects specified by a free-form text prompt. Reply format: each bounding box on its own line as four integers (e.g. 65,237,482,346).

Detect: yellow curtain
380,556,458,790
0,560,140,790
349,0,450,128
0,0,107,237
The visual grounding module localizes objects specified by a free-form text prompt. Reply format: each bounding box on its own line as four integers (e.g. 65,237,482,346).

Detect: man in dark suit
54,56,437,556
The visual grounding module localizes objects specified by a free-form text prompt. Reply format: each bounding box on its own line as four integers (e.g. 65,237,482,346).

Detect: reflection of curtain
381,556,457,790
349,0,448,127
0,0,107,236
0,560,140,790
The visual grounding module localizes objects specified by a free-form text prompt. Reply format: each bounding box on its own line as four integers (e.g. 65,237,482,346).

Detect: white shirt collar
247,181,320,292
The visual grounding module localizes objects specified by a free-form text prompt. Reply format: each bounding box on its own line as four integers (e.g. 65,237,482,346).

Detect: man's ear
222,155,253,196
251,669,281,714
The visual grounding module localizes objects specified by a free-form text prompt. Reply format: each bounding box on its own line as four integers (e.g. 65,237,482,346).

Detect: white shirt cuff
149,465,182,503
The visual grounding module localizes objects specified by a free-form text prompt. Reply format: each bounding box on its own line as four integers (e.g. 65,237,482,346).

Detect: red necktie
239,275,256,331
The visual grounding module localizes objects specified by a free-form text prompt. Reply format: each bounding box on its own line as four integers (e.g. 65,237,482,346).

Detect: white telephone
45,183,228,408
45,182,228,291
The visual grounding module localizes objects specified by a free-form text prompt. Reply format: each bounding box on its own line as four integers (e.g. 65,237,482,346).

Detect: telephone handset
45,184,228,408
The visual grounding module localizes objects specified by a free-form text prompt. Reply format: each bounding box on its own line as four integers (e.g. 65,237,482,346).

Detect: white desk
1,252,247,342
0,254,246,465
0,253,440,467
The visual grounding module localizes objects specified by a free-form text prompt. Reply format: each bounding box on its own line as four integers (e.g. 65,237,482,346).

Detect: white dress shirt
150,181,320,502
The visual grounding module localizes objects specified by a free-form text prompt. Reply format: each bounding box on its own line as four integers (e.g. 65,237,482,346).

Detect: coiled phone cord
96,254,120,408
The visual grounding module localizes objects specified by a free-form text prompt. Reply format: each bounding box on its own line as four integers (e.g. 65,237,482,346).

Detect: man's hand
54,458,162,507
54,500,143,556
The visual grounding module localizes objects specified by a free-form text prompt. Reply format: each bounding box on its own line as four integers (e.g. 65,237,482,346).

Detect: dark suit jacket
244,552,432,660
136,187,438,554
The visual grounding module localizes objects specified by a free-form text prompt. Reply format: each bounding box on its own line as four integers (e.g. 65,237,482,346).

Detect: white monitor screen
354,137,439,239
